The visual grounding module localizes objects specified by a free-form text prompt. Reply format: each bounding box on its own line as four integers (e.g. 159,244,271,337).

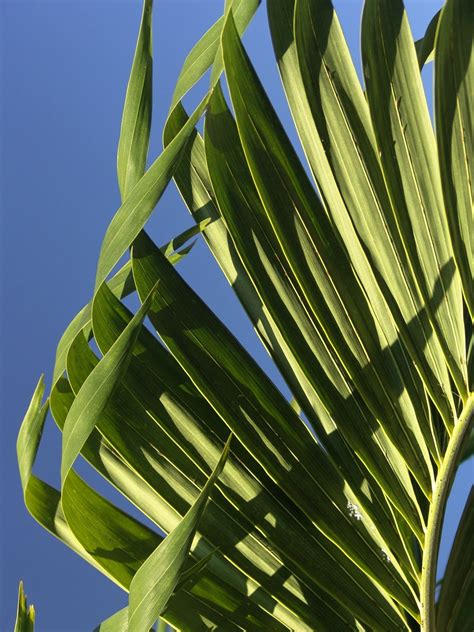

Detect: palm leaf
17,0,473,630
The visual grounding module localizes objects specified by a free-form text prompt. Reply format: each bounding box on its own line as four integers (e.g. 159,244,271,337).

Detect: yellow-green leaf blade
276,0,451,446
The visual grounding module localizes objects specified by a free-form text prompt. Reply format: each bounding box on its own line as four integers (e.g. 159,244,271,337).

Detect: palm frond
17,0,473,630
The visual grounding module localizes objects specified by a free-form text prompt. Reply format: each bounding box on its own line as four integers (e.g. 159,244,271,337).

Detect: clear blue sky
1,1,471,630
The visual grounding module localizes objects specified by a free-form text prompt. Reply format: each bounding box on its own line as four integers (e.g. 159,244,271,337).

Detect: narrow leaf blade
117,0,153,199
127,437,231,631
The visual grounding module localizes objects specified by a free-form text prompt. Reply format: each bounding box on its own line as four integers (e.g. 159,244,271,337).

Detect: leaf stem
420,393,474,631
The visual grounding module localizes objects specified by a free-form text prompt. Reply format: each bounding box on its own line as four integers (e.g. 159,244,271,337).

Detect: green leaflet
52,260,134,386
60,284,155,486
17,379,130,588
16,381,149,593
436,488,474,631
362,0,467,399
17,376,48,492
161,219,211,258
62,469,160,589
24,476,121,585
127,437,231,631
117,0,153,199
93,609,165,632
101,0,154,286
14,583,35,632
16,386,112,611
435,0,473,317
169,0,261,112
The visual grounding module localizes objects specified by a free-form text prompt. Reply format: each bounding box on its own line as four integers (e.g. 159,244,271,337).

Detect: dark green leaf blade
52,261,135,386
62,469,161,590
169,0,261,112
17,379,126,585
60,284,155,486
93,608,129,632
415,9,441,69
17,376,48,491
160,219,210,258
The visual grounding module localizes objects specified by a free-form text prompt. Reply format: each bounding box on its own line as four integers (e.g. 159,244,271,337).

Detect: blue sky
1,1,471,630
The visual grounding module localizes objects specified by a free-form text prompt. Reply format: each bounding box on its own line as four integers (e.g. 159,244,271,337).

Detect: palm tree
17,0,473,630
